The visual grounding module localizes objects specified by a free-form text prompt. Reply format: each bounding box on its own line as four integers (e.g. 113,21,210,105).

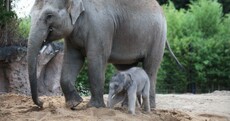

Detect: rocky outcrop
0,43,63,96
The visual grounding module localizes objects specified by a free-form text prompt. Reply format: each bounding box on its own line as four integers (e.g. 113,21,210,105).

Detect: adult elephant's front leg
87,54,107,108
60,41,84,109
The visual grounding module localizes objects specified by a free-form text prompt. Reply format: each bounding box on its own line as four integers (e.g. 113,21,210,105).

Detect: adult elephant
27,0,178,109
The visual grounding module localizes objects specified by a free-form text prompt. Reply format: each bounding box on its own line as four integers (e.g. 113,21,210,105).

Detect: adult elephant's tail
166,40,185,71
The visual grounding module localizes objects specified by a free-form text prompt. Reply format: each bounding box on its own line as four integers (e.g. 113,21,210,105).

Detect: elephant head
27,0,84,107
107,73,133,108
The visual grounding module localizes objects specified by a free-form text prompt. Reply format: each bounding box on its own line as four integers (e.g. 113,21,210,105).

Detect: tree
0,0,15,27
0,0,18,46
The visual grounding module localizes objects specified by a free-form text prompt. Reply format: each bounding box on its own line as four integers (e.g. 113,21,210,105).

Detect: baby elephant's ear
124,74,133,90
127,73,134,82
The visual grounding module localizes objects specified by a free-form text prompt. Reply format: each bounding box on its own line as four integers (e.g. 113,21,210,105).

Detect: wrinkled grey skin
27,0,170,108
107,67,150,115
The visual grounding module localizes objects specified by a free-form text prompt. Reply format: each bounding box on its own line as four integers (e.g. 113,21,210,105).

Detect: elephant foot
87,98,105,108
66,98,83,109
121,98,128,108
144,107,151,113
142,110,150,114
36,100,44,108
65,91,83,109
150,98,156,109
128,110,135,115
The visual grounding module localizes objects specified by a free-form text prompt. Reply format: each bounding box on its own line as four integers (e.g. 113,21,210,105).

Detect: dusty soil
0,91,229,121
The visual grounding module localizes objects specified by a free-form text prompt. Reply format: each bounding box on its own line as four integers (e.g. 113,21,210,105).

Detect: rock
37,44,63,96
0,63,9,93
0,42,64,96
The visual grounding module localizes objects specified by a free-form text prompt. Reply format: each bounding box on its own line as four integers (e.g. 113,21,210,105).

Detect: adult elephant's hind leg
143,50,164,108
143,29,166,108
60,41,84,109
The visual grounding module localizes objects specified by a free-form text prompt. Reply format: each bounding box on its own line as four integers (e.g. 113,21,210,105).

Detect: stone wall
0,43,63,96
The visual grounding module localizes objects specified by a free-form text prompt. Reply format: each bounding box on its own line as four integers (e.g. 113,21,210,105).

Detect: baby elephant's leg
142,82,150,112
136,95,141,108
121,96,128,107
127,86,137,115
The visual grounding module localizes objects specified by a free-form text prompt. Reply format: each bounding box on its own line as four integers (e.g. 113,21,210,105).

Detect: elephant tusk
49,27,53,32
112,94,115,99
39,45,48,54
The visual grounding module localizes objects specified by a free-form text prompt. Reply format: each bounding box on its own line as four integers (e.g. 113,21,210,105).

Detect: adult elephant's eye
45,13,54,24
49,27,53,32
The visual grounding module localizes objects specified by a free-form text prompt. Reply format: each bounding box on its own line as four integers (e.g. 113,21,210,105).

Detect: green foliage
76,62,90,96
189,0,223,38
18,17,30,38
0,0,28,47
0,17,29,46
0,0,17,27
104,64,116,93
157,0,230,93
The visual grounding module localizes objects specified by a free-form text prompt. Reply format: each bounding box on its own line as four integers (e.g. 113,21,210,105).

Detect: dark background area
157,0,230,14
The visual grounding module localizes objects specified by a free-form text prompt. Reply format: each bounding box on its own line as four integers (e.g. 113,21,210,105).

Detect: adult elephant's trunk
27,23,48,108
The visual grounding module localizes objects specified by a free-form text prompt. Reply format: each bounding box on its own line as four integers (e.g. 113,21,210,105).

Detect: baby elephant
107,67,150,114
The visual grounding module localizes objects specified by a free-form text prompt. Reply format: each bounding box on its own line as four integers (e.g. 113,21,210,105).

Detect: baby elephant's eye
114,85,118,89
46,14,53,19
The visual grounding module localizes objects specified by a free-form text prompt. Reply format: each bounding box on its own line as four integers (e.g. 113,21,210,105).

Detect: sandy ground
0,91,229,121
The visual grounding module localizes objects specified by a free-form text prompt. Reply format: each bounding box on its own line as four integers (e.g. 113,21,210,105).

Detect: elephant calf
107,67,150,115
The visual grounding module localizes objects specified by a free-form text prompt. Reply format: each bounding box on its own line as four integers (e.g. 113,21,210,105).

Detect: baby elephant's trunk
107,90,114,108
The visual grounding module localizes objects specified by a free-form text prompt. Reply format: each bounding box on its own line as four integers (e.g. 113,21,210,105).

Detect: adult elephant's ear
67,0,85,25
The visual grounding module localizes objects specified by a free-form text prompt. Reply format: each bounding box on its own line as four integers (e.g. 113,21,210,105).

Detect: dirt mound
0,94,193,121
209,90,230,96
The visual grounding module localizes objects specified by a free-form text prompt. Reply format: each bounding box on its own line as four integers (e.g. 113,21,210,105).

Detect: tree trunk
3,0,11,46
